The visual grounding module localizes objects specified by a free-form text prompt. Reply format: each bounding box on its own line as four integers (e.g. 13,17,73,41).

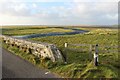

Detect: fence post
65,42,68,48
64,43,68,64
94,44,99,66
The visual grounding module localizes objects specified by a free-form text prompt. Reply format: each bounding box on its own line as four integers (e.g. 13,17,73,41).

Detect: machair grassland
1,26,119,78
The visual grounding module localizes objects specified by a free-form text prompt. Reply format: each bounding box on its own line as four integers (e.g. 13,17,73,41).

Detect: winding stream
13,28,89,39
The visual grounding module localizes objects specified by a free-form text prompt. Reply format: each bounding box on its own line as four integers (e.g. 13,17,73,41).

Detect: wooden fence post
65,42,68,48
94,44,99,66
64,43,68,64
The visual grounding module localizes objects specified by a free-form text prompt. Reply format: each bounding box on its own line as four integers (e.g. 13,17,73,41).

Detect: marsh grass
2,27,73,36
1,27,119,78
30,28,119,78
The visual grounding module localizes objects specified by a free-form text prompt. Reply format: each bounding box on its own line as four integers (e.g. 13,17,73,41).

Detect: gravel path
2,48,59,78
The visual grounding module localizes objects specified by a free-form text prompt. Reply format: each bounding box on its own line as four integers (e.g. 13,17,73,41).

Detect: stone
1,35,65,62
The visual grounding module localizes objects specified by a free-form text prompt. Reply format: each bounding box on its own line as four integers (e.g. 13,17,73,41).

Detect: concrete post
94,44,99,66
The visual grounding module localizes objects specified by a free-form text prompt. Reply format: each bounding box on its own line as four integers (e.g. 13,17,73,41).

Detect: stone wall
1,35,65,62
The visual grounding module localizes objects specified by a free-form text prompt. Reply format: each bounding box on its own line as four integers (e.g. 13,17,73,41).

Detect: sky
0,0,119,26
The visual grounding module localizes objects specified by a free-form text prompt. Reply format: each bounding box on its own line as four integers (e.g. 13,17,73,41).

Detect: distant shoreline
1,25,118,30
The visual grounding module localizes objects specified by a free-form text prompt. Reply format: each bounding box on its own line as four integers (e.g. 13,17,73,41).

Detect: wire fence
63,43,118,64
65,43,118,53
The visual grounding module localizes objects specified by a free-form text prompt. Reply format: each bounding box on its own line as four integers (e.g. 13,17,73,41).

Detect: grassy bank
30,28,119,78
2,41,119,78
1,27,119,78
2,27,73,36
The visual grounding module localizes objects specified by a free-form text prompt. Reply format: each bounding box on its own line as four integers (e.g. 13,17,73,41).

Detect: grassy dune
1,27,119,78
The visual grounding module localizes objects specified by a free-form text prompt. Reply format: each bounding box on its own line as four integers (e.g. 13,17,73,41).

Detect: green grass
1,27,119,78
30,28,119,78
2,27,73,36
31,29,118,47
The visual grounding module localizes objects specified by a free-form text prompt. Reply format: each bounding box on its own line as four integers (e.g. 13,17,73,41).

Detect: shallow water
13,28,88,39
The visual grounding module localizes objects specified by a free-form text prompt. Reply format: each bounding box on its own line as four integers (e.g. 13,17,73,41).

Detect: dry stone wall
1,35,65,62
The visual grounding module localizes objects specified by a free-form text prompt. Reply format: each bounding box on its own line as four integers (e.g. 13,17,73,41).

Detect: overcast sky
0,0,119,25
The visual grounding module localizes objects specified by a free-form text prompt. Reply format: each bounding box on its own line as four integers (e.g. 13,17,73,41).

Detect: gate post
94,44,99,66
